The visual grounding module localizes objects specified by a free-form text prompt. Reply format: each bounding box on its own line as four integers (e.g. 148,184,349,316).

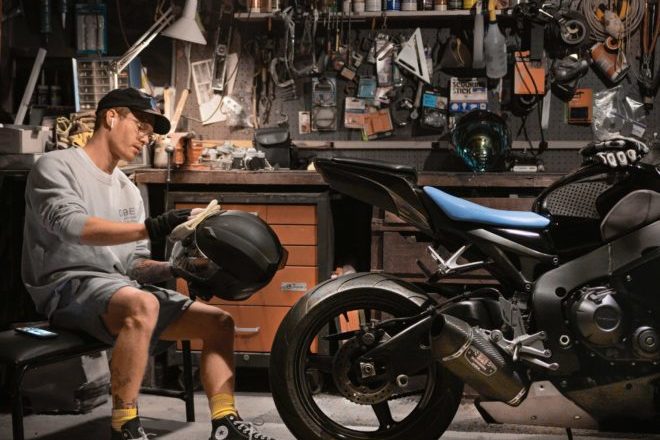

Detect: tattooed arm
127,258,174,284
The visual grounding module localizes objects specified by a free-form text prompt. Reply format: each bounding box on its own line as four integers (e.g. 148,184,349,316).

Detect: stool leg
11,365,28,440
181,340,195,422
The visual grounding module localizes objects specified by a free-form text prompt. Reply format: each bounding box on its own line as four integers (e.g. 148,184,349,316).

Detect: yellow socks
111,407,138,431
210,393,237,420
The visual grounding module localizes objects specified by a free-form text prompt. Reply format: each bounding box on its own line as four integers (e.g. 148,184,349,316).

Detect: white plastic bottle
472,0,485,69
484,3,507,78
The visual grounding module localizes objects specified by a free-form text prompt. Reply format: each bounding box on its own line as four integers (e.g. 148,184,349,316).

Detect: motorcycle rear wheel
270,287,464,440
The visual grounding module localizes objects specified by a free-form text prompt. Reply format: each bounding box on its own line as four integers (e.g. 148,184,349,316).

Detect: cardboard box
0,125,50,153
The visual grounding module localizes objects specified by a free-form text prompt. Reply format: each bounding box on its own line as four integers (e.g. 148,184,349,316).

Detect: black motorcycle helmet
170,210,287,301
451,110,511,172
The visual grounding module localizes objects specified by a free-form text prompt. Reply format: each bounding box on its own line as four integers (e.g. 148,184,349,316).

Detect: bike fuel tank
432,314,527,406
533,163,660,260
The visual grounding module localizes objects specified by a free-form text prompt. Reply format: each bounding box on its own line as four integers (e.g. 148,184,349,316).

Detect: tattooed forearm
128,258,173,284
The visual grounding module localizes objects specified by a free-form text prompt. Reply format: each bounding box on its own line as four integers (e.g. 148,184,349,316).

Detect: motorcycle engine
571,286,623,347
569,286,660,361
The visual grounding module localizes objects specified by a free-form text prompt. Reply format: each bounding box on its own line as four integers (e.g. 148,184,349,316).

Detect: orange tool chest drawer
182,305,290,352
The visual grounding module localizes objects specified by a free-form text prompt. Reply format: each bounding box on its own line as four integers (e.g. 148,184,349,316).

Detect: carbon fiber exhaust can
432,314,527,406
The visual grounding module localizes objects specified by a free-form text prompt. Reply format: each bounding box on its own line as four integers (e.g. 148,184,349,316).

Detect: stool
0,327,196,440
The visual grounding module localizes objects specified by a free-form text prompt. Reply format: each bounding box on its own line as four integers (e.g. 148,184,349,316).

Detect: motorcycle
269,138,660,440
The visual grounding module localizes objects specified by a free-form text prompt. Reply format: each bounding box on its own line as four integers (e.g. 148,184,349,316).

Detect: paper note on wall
191,59,226,125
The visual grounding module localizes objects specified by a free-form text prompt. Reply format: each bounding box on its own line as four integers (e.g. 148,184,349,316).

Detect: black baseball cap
97,88,171,135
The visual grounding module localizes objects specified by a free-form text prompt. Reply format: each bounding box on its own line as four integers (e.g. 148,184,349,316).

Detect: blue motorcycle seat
423,186,550,229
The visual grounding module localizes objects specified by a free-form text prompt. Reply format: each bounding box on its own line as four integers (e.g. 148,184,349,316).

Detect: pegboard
175,23,256,140
175,9,660,157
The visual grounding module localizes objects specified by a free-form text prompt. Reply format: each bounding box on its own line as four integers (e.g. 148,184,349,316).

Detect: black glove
580,139,649,168
144,209,191,242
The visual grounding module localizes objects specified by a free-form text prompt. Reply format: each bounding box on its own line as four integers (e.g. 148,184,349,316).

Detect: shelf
133,168,563,188
293,139,586,150
234,9,483,21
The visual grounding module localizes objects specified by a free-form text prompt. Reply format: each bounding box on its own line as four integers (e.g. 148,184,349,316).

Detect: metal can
386,0,401,10
401,0,417,9
365,0,381,11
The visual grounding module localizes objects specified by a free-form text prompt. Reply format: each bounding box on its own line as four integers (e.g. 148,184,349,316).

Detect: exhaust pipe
432,314,527,406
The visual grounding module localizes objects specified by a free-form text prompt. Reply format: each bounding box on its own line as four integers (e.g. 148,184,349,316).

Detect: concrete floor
3,391,660,440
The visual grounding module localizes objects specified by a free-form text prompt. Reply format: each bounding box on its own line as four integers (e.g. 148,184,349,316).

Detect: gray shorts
50,276,193,354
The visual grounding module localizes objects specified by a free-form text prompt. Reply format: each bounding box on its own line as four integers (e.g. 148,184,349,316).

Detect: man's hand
144,209,191,242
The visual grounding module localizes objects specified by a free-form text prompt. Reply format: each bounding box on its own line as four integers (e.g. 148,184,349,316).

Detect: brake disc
332,336,395,405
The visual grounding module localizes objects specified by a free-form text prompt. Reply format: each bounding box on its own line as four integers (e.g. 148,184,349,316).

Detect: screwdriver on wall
40,0,51,43
60,0,67,29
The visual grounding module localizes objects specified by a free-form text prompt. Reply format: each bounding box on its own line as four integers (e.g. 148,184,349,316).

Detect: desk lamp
109,0,207,90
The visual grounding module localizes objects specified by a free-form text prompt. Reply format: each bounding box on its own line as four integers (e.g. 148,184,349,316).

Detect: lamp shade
162,0,207,45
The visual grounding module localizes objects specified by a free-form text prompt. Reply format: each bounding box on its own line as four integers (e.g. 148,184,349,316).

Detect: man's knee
121,293,160,332
206,309,235,339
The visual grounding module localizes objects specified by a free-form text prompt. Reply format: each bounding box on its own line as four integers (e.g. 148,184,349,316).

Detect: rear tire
270,285,463,440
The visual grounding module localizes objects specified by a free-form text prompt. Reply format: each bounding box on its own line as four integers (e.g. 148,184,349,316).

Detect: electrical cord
581,0,644,41
511,38,548,155
520,58,548,153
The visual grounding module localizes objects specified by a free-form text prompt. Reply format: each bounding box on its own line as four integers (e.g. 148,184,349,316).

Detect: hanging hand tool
211,2,234,94
409,80,424,120
40,0,52,43
280,6,317,77
335,12,341,53
170,89,190,134
639,0,659,107
59,0,67,29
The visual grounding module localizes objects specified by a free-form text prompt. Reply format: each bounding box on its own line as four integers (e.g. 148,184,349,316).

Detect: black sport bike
269,139,660,440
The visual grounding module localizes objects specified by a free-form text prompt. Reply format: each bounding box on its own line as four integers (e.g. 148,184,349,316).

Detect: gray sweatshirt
22,148,150,317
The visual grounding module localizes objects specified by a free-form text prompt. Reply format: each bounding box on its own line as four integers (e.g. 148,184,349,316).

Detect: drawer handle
235,326,261,335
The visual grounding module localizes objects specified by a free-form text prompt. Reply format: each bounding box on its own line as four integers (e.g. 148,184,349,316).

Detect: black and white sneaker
210,414,275,440
110,417,153,440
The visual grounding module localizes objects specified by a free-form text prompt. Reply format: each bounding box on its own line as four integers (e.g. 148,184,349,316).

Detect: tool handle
170,89,190,134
